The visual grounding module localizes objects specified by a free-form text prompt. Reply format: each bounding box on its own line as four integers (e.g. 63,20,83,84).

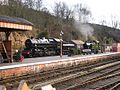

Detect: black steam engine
22,37,101,58
22,37,75,57
82,40,101,54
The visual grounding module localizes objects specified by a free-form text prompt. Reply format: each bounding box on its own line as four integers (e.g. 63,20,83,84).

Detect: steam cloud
75,22,94,40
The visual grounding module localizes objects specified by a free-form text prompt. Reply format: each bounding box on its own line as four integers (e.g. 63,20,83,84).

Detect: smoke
74,21,94,41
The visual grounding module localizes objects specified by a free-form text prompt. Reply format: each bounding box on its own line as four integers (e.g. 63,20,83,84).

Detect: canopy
0,16,33,31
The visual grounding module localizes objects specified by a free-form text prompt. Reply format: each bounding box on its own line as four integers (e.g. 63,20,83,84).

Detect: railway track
52,61,120,90
109,82,120,90
0,58,119,90
64,67,120,90
33,59,120,90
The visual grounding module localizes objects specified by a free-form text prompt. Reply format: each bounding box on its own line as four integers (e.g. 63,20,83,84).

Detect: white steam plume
75,22,94,40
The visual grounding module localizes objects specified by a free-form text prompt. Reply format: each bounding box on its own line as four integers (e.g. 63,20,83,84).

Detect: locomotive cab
82,40,100,54
82,42,92,54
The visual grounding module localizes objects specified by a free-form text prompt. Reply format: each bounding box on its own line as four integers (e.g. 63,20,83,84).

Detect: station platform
0,52,120,79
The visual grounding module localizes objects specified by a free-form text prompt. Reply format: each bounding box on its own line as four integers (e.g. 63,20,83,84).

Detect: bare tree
75,4,91,23
53,2,73,21
100,20,107,25
60,2,67,18
41,7,49,13
111,15,119,28
35,0,42,11
24,0,35,9
5,0,23,16
8,0,17,7
0,1,2,5
53,2,62,18
3,0,8,5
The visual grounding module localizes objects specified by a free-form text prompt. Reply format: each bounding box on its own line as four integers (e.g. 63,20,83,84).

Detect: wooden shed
71,40,84,49
0,16,33,63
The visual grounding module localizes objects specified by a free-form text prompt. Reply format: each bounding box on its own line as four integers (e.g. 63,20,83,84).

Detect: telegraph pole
60,31,63,58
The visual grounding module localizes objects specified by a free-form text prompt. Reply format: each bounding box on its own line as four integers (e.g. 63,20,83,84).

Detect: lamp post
60,31,64,58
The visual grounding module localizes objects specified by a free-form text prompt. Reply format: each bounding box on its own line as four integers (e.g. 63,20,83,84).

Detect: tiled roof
0,16,33,25
72,40,84,45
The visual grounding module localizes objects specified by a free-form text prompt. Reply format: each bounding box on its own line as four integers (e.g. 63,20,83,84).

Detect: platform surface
0,52,119,70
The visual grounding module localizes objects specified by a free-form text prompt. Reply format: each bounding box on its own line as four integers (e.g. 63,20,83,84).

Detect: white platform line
0,52,120,70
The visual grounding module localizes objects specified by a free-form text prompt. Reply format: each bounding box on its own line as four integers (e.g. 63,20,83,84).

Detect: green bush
72,48,81,55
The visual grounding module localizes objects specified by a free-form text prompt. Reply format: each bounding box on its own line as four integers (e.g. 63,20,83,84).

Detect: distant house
71,40,84,49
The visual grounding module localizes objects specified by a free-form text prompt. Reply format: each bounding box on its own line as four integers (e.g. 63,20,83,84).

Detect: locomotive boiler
22,37,75,57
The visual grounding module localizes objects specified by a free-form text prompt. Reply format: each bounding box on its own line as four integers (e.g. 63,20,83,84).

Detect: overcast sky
43,0,120,26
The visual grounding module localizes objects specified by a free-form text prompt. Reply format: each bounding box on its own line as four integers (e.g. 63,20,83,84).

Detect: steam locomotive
22,37,75,57
22,36,101,57
82,40,101,54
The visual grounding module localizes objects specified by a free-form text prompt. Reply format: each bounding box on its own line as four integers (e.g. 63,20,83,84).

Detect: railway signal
60,31,64,58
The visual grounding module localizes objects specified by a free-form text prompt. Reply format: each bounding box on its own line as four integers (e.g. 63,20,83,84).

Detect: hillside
0,1,120,49
90,24,120,43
